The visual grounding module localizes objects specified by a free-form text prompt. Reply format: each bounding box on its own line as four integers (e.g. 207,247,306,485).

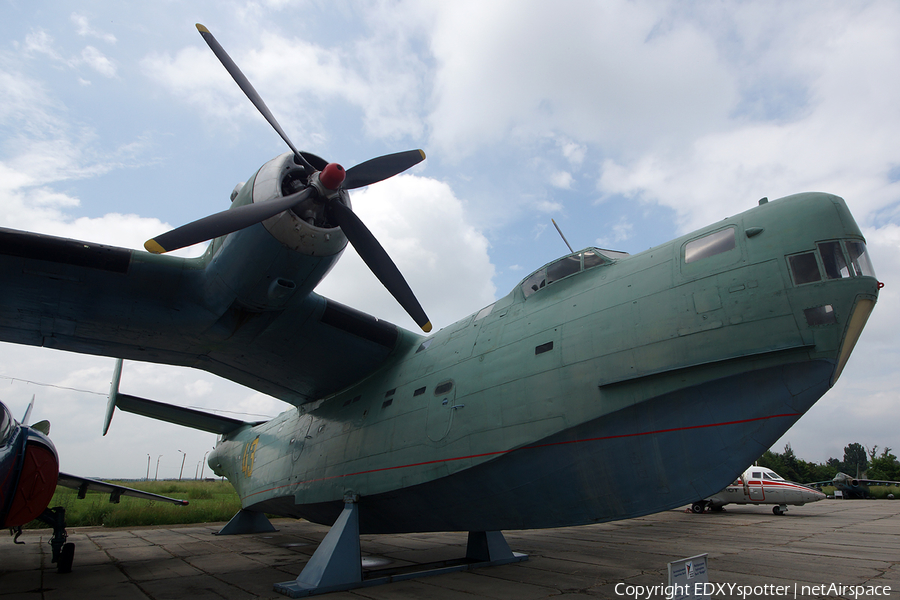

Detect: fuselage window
818,241,851,279
788,252,822,285
684,228,736,264
805,305,837,326
474,304,494,321
434,381,453,395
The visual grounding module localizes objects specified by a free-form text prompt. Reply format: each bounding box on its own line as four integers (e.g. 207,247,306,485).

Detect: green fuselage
207,191,878,533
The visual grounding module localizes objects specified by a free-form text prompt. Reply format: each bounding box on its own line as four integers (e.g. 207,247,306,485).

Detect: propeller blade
327,200,432,332
195,24,314,173
145,188,312,254
344,150,426,190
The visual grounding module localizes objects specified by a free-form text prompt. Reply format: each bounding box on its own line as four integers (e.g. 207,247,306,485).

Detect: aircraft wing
57,473,189,505
0,227,413,405
855,478,900,486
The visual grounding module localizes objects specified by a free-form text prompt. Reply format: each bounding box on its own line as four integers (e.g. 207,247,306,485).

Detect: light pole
155,455,162,480
200,450,210,480
178,449,186,481
146,454,151,481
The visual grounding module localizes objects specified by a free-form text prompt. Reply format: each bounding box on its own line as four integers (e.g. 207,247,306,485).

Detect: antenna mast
551,219,574,254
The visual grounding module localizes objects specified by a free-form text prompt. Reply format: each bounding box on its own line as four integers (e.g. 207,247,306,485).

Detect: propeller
144,24,431,332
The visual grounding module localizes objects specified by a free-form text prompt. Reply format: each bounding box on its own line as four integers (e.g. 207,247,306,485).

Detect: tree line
756,443,900,483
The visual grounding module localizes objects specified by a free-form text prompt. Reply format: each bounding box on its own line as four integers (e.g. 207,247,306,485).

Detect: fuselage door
426,380,457,443
747,470,765,501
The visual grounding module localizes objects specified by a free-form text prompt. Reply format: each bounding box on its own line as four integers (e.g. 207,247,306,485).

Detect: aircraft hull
247,358,832,533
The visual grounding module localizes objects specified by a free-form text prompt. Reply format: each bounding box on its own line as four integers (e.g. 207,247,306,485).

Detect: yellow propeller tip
418,149,426,160
144,239,167,254
196,23,209,34
422,321,433,333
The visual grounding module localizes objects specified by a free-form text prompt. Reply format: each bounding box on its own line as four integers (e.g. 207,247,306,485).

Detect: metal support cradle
275,499,528,597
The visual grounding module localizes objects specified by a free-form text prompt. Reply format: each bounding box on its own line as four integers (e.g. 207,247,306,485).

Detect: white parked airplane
691,466,826,515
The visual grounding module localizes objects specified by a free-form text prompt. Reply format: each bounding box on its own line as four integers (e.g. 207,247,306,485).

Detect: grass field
24,480,243,529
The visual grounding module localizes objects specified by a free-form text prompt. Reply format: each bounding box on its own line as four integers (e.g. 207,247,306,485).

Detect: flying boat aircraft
691,465,826,515
0,24,881,596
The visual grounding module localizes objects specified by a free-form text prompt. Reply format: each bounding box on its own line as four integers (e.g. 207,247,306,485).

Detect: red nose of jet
320,163,346,190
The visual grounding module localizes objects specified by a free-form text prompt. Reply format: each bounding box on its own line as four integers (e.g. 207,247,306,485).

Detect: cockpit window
521,248,623,298
788,252,822,285
547,256,580,283
684,228,736,264
846,241,876,278
0,405,12,446
522,270,547,296
789,239,875,286
818,241,851,279
583,251,605,269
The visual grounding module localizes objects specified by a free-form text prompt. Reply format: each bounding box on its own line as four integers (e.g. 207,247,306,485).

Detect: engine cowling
258,152,349,257
199,153,350,313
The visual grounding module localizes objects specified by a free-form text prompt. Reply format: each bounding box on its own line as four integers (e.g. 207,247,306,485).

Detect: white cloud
315,174,496,331
425,0,737,159
80,46,116,78
71,13,117,44
594,216,633,248
142,26,426,146
596,3,900,234
550,171,574,190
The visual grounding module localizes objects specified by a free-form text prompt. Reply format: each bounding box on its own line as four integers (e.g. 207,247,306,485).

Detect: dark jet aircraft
811,472,900,499
0,398,187,572
0,24,881,596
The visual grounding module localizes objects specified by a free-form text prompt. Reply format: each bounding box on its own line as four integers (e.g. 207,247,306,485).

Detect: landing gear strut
19,507,75,573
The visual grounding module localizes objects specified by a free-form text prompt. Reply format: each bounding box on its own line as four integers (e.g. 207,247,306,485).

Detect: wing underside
0,227,414,405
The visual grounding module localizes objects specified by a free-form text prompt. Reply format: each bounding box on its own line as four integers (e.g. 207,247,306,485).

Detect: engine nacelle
200,153,348,313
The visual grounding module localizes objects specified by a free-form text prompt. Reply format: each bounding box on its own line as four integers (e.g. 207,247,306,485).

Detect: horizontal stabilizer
115,393,252,435
57,473,189,505
105,359,254,435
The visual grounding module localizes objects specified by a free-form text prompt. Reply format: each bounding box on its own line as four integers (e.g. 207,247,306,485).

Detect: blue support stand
275,498,527,598
275,500,361,597
216,509,277,535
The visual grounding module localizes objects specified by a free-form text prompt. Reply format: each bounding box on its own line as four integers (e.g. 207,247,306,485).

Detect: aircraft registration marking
242,412,801,501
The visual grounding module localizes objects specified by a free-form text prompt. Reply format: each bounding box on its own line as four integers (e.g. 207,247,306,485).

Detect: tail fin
21,394,34,426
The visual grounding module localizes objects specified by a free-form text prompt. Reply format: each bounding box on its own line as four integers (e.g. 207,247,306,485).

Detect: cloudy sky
1,1,898,480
